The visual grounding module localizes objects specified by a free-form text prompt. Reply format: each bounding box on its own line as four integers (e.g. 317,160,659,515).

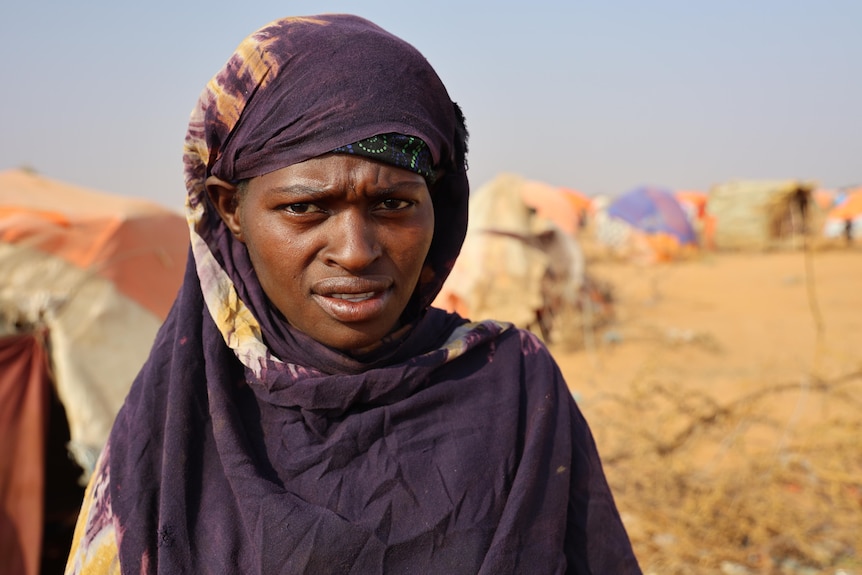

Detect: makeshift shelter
707,179,823,251
674,189,716,249
813,188,838,211
594,186,698,263
560,187,594,221
823,188,862,242
434,173,593,344
519,179,583,235
0,168,188,575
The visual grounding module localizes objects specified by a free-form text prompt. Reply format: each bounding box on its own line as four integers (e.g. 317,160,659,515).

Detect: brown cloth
0,332,51,575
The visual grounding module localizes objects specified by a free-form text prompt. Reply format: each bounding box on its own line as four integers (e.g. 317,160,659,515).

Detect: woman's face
209,154,435,353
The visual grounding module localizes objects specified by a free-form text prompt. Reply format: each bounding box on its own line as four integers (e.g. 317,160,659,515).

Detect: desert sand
548,246,861,574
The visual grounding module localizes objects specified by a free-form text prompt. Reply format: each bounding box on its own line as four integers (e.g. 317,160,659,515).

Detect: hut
707,179,823,250
434,173,609,345
0,169,187,574
822,188,862,243
593,187,699,263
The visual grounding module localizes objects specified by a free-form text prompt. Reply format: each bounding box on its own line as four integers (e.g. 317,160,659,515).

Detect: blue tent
607,186,698,245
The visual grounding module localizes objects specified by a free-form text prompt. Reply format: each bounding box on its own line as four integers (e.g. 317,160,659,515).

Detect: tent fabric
827,189,862,221
519,180,586,236
707,180,823,251
560,187,593,215
823,190,862,240
434,173,585,341
812,188,837,211
0,169,188,474
0,332,51,575
674,190,716,249
674,190,708,221
607,187,697,245
1,245,171,472
593,187,698,263
0,169,188,573
0,171,187,319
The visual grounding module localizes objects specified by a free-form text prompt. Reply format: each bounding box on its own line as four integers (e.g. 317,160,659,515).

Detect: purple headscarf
100,14,641,574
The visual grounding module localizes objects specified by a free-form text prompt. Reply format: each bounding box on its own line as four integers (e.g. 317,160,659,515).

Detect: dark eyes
378,198,412,211
282,198,412,214
284,203,321,214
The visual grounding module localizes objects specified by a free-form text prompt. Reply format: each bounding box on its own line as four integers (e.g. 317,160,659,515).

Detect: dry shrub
539,274,616,351
585,370,862,574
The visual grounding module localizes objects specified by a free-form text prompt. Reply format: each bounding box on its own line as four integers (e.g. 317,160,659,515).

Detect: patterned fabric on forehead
332,133,437,182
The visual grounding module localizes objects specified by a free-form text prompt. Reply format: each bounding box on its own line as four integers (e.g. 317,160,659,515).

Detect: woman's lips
330,292,375,303
311,276,392,323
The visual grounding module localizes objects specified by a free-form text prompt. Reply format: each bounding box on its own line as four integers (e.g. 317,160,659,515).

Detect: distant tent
595,186,698,263
674,189,717,250
707,179,823,250
0,168,188,574
823,188,862,241
518,179,584,235
560,187,593,218
558,187,594,231
812,188,837,211
434,173,598,344
674,190,709,222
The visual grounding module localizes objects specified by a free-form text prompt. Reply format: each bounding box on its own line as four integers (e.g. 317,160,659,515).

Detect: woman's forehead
247,154,429,195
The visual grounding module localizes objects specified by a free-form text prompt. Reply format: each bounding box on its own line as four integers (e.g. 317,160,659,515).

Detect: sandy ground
547,246,862,574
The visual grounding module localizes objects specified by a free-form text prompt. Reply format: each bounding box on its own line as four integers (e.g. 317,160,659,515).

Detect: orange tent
828,189,862,221
519,179,586,235
812,188,837,211
674,190,708,219
0,169,188,574
823,189,862,241
559,187,593,218
674,189,716,249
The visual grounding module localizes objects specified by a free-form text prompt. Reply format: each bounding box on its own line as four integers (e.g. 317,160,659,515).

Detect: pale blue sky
2,1,860,211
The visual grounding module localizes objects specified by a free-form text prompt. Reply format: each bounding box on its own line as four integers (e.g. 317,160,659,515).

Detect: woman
66,14,641,574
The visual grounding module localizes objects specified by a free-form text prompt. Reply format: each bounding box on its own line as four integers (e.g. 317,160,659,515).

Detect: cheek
412,205,435,257
394,221,435,273
241,220,303,284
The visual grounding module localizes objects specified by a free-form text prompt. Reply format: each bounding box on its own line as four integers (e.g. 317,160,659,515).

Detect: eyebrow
265,184,330,199
265,180,426,199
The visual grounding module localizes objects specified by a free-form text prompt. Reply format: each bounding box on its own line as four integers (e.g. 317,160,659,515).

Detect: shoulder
436,317,552,360
508,328,572,395
450,323,567,388
494,326,562,373
512,327,556,359
431,318,571,397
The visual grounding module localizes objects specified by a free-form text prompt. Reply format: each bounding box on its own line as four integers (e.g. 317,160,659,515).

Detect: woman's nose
324,211,381,271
